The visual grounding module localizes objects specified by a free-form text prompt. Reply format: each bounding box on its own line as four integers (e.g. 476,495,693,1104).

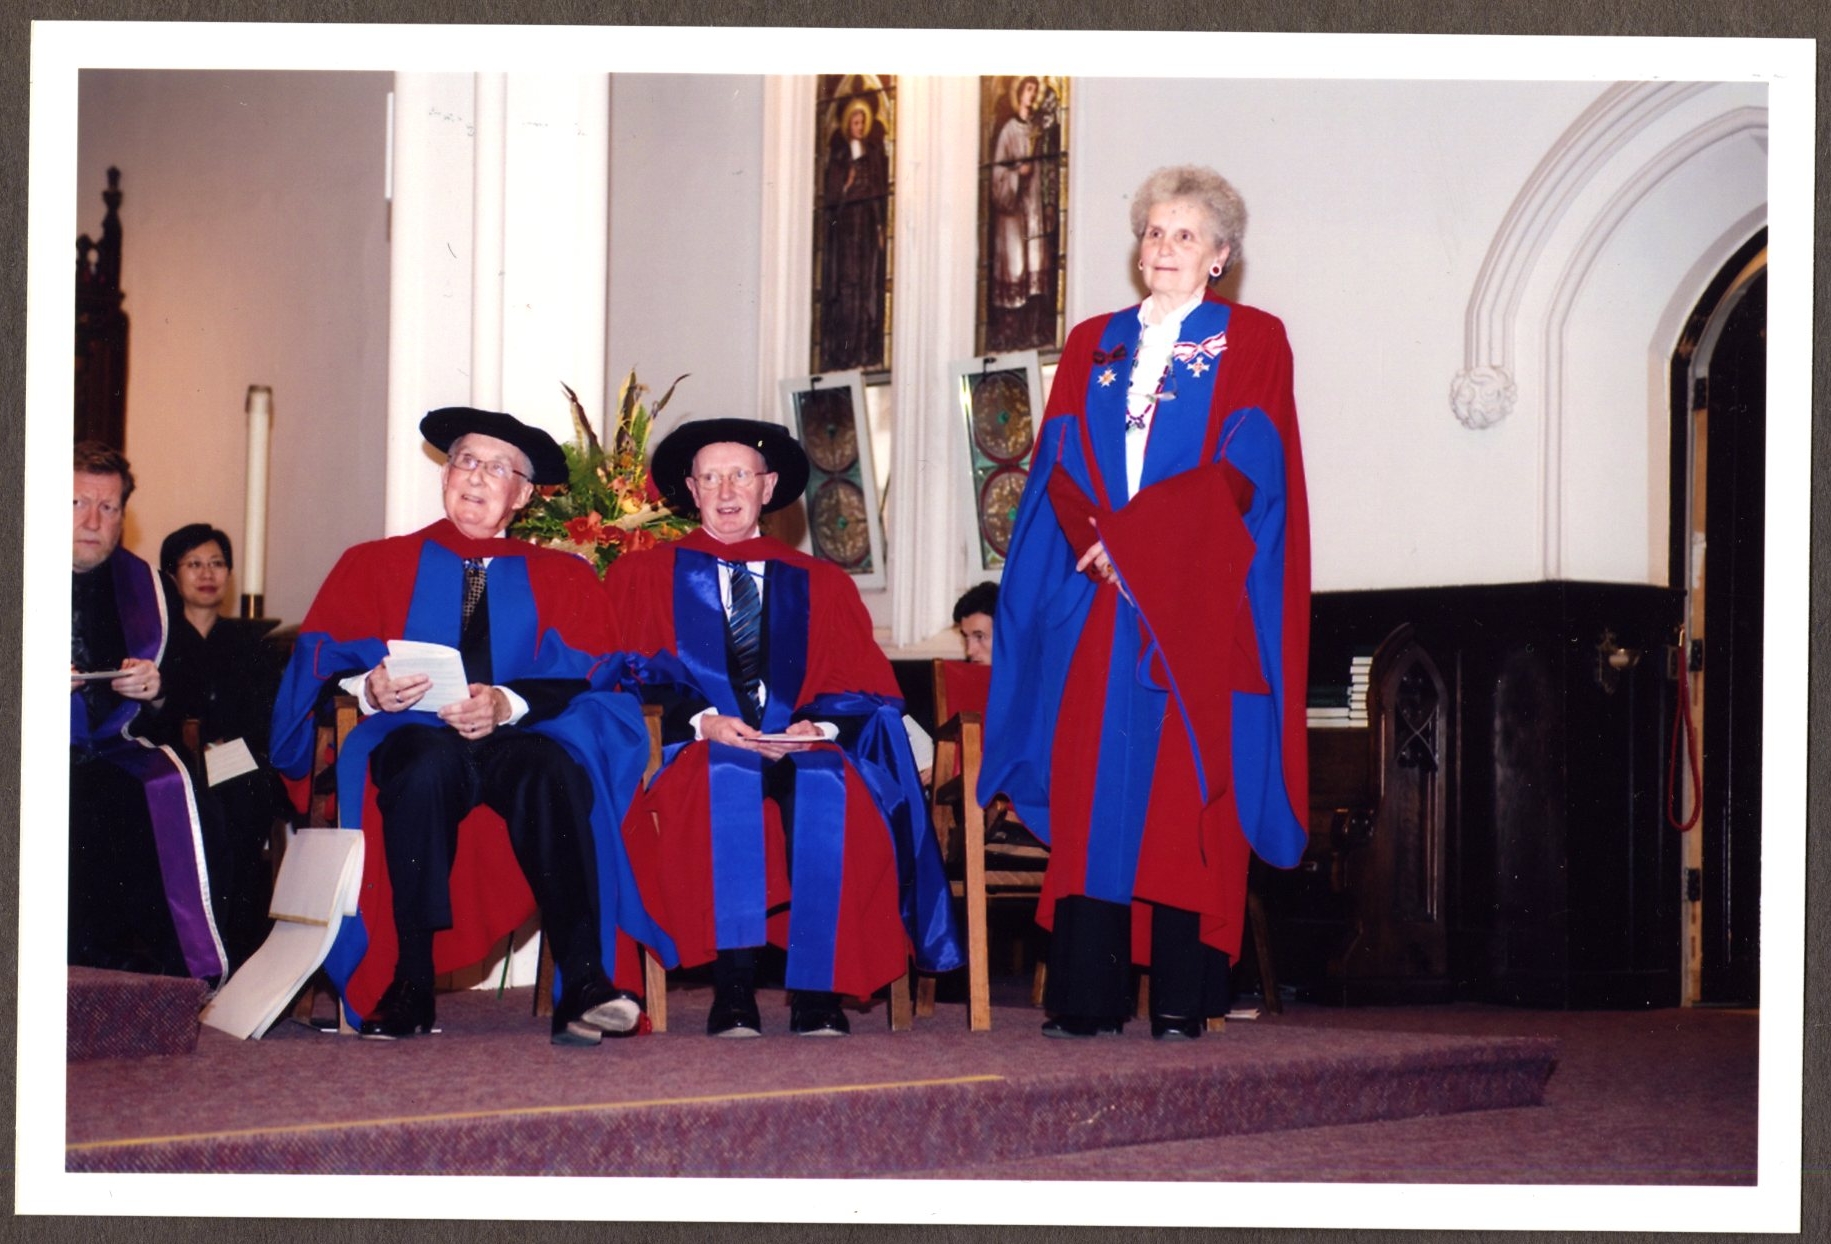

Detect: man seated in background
953,581,997,667
270,408,664,1045
606,418,961,1037
69,441,228,980
944,580,1041,849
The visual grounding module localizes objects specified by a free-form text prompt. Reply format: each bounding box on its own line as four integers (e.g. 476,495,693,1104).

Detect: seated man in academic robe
604,418,961,1037
69,441,229,980
271,408,662,1045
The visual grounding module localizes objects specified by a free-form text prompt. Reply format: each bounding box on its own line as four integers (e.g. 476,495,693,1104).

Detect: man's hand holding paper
373,639,470,713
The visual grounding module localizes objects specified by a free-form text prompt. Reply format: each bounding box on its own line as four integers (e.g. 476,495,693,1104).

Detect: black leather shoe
552,973,643,1046
359,977,437,1039
1150,1015,1203,1041
707,983,762,1038
789,991,850,1037
1040,1015,1124,1039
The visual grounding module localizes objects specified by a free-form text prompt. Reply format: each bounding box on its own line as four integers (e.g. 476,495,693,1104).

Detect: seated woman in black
159,523,284,968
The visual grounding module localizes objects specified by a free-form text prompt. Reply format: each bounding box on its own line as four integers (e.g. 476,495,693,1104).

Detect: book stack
200,828,364,1040
1307,648,1374,730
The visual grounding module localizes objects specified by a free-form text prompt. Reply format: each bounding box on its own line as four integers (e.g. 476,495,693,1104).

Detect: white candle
243,386,273,599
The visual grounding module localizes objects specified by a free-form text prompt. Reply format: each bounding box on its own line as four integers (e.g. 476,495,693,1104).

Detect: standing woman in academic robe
979,165,1311,1040
158,523,284,968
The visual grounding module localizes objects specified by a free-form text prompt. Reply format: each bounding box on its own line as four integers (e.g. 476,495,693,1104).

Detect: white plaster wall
1556,122,1769,584
1066,77,1610,591
606,75,765,433
76,70,392,625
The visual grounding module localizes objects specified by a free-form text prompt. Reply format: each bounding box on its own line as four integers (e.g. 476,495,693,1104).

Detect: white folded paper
203,737,259,786
383,639,472,712
200,828,365,1040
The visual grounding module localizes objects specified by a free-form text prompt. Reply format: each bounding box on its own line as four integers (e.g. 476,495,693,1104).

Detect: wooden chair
925,659,1048,1031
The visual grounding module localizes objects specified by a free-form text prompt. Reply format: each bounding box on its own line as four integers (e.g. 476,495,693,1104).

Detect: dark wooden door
1698,267,1765,1007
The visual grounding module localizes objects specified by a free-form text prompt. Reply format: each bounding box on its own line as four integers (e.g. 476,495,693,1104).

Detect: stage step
64,986,1555,1176
67,967,208,1062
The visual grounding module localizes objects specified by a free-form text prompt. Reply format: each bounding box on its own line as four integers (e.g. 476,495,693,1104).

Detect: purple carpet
67,966,208,1061
62,979,1568,1178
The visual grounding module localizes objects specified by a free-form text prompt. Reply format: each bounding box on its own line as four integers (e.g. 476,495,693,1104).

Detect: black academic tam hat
420,407,569,486
649,417,810,516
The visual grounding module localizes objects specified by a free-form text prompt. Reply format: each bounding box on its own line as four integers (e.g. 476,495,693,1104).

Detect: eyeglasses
692,468,771,489
74,498,122,518
451,451,530,483
179,558,228,573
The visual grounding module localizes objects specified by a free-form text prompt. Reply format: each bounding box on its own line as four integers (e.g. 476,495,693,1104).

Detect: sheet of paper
70,669,127,681
901,713,934,772
201,828,364,1039
203,737,259,786
383,638,472,712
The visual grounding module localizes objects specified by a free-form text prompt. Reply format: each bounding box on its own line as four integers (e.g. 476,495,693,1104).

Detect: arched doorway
1669,228,1765,1007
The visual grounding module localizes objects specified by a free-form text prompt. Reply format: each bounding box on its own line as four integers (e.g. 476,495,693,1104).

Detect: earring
1209,263,1224,278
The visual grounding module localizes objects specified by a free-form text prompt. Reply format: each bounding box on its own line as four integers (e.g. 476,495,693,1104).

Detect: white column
885,76,980,649
386,72,613,533
756,75,815,425
500,73,612,441
470,73,507,412
385,72,477,536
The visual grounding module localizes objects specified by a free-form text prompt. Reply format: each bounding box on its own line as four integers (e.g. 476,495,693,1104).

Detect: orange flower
564,512,609,546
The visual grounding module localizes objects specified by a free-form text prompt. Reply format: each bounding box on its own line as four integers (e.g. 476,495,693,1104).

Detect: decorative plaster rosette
1450,365,1516,430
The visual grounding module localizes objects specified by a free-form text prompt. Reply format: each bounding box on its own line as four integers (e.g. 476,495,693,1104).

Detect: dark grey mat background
2,3,1824,1242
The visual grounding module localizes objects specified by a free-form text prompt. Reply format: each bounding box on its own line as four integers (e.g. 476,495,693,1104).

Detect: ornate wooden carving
75,167,128,448
1319,624,1452,1003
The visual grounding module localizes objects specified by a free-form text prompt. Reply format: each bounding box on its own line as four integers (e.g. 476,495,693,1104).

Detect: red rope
1667,635,1703,831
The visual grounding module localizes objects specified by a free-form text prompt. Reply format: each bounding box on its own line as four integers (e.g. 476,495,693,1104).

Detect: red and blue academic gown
271,520,666,1025
978,297,1311,963
604,529,963,996
70,549,228,979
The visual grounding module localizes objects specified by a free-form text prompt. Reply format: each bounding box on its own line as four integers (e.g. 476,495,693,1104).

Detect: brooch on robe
1170,331,1227,376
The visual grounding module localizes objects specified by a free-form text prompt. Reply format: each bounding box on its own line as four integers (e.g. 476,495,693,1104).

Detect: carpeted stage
64,968,1758,1184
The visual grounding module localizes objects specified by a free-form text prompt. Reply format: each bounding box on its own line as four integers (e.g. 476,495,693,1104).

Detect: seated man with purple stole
271,409,666,1045
69,441,228,979
605,419,961,1037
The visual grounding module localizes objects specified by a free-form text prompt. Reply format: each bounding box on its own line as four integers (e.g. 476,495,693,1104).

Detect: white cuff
496,686,529,725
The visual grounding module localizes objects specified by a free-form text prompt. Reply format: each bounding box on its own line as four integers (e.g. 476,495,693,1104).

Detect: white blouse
1123,292,1207,498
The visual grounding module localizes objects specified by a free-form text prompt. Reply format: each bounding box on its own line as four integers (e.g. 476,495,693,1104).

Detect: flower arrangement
511,371,694,575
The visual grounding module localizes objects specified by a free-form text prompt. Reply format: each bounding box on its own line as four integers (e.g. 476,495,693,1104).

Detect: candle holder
238,593,266,621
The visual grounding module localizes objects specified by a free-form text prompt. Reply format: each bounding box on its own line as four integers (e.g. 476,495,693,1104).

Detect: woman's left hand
1075,520,1130,601
1075,517,1119,585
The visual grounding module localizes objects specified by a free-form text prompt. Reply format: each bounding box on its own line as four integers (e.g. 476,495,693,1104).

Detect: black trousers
369,724,601,987
1044,894,1233,1022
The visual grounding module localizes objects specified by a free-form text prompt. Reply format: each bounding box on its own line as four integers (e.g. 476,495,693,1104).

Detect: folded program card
383,639,472,712
203,737,259,786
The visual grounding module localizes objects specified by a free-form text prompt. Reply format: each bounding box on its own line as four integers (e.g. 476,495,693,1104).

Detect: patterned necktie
461,559,487,628
726,561,763,723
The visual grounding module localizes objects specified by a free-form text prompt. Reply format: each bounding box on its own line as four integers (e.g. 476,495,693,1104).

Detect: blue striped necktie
726,561,763,722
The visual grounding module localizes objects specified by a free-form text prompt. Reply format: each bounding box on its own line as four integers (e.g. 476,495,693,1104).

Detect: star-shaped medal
1097,368,1116,387
1186,356,1210,377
